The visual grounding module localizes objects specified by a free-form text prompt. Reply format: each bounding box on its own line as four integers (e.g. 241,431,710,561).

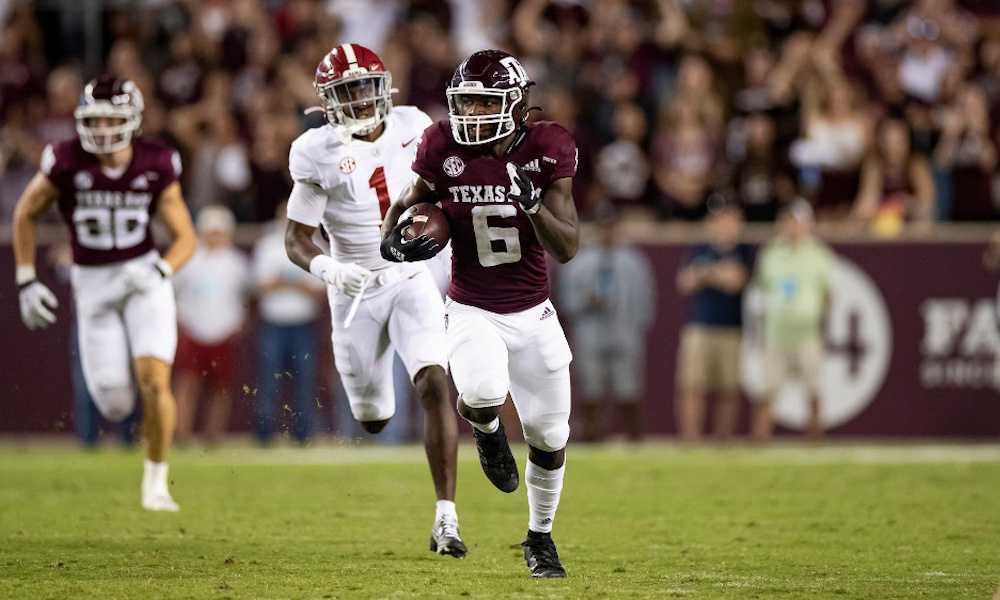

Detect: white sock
466,417,499,434
143,460,169,494
435,500,457,523
526,460,565,534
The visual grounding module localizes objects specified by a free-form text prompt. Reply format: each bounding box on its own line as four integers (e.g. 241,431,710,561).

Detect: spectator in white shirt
172,205,251,445
252,203,326,444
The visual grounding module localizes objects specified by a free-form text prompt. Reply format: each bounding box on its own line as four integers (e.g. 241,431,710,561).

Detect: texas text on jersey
411,119,577,313
41,138,182,266
288,105,433,272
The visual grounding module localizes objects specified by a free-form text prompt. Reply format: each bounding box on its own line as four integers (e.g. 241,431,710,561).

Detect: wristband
309,254,339,280
154,258,173,278
15,264,37,287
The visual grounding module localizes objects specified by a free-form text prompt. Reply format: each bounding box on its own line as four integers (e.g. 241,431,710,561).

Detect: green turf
1,442,999,599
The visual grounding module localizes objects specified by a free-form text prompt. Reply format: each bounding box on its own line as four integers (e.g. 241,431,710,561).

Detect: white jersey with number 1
285,105,448,423
287,105,437,273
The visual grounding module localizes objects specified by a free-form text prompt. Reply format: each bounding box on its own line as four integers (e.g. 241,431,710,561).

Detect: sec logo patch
340,157,356,174
443,156,465,178
74,171,94,190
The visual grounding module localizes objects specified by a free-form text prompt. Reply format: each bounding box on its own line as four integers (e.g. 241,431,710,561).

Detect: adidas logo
539,306,554,321
522,159,541,172
542,156,557,164
130,175,149,190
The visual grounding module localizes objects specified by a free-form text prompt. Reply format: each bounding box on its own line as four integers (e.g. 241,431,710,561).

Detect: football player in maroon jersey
381,50,580,578
13,75,196,512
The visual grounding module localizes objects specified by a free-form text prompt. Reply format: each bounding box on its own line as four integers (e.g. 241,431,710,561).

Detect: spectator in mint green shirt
752,200,834,443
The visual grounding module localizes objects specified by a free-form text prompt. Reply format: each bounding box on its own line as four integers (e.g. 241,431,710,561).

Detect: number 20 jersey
42,138,181,266
287,106,433,273
411,120,577,314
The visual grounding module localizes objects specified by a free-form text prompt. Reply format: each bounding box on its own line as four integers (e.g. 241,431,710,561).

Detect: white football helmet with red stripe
314,43,394,137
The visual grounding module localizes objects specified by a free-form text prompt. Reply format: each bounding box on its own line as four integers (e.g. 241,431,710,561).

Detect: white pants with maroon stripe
328,263,448,423
445,297,573,452
71,250,177,421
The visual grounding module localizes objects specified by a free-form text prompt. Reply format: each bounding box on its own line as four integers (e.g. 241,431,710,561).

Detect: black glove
506,162,543,215
380,216,440,262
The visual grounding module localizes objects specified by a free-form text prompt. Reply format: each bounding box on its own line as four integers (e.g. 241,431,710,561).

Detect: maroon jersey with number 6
412,120,577,314
41,138,182,266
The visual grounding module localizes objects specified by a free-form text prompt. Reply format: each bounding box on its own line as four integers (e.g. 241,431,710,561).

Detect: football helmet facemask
447,50,533,146
75,75,144,155
314,43,395,137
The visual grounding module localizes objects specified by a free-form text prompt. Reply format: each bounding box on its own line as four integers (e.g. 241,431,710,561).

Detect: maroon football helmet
74,75,144,154
314,43,394,136
447,50,533,146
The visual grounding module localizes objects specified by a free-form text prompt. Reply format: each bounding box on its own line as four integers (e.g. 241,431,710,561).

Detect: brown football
401,203,451,249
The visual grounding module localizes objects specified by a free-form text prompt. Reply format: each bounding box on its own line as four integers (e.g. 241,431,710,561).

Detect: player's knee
360,419,390,434
460,375,506,408
414,365,449,409
91,385,135,423
136,372,167,401
523,421,569,453
350,399,394,426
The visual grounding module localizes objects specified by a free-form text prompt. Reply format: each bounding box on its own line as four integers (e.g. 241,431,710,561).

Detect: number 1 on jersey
369,167,391,220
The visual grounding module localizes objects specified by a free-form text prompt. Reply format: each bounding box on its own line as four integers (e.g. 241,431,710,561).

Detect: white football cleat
142,491,180,512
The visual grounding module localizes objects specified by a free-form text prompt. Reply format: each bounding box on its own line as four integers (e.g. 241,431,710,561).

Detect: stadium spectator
251,203,325,444
593,103,651,211
674,197,752,443
933,82,999,220
651,99,723,220
790,75,872,220
853,118,935,233
172,205,251,445
727,112,797,222
558,204,655,442
752,200,834,443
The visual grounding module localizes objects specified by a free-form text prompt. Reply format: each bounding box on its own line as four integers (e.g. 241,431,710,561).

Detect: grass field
1,441,999,600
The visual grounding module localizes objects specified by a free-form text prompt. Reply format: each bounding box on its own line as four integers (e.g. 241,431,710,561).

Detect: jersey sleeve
542,123,578,185
288,138,326,188
40,142,73,192
411,122,445,191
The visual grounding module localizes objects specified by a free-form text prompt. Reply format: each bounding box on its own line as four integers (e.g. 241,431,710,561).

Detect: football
401,203,451,249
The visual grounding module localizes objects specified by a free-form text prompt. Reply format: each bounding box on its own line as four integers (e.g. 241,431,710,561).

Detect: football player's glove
309,255,371,298
380,216,440,262
506,162,542,215
19,279,59,329
122,259,171,295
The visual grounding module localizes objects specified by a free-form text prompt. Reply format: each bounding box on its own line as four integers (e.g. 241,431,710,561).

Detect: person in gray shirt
558,205,656,442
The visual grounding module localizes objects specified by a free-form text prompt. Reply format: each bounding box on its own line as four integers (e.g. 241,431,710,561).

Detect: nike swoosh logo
402,137,417,148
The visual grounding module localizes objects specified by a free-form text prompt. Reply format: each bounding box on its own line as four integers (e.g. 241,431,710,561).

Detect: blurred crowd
1,0,999,230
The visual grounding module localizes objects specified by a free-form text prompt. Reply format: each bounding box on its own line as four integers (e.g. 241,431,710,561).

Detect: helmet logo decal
443,156,466,178
500,56,528,85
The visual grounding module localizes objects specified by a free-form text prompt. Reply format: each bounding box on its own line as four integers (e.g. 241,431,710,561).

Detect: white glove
19,280,59,329
122,259,171,295
309,255,372,299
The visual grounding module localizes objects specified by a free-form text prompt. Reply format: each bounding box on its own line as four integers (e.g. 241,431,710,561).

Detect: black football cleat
473,421,519,493
429,516,467,558
522,530,566,578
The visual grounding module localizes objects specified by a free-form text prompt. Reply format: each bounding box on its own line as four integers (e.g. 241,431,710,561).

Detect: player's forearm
12,204,38,271
285,225,324,273
528,209,579,264
161,229,197,274
382,177,434,240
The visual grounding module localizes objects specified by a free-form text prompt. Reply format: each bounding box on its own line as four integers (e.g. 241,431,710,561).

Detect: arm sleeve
288,141,325,188
162,149,182,187
545,124,578,185
411,127,439,191
285,181,328,228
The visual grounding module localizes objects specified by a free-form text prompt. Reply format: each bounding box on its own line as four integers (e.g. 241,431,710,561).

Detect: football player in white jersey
12,75,196,511
283,43,465,557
